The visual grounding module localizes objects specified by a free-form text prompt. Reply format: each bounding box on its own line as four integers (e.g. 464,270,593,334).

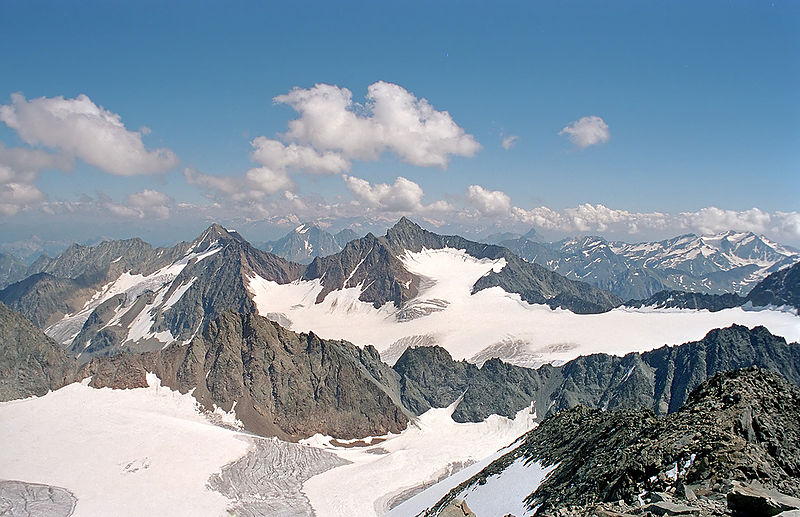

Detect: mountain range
260,224,359,264
500,230,800,300
0,219,625,365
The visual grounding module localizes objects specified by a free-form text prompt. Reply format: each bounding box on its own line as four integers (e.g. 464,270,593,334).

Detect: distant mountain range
500,230,800,300
260,224,359,264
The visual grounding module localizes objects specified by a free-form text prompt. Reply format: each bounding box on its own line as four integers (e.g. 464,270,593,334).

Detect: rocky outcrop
626,290,746,312
0,302,76,401
79,311,411,441
0,252,27,289
394,324,800,423
426,367,800,516
745,261,800,310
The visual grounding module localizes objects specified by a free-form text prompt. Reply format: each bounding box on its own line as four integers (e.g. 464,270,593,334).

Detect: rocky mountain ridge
501,230,800,300
425,367,800,517
625,261,800,312
0,219,622,363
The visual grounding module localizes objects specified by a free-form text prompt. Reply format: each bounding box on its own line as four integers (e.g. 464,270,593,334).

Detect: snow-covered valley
249,247,800,367
0,376,538,517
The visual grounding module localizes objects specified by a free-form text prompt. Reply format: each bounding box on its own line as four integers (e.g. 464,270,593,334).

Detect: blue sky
0,0,798,247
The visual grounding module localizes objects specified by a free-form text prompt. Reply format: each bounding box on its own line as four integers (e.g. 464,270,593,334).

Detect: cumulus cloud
0,176,46,215
184,166,293,200
0,142,75,215
501,135,519,150
105,189,172,219
244,167,294,195
275,81,481,168
467,184,511,216
0,93,178,176
343,174,426,212
250,137,349,175
508,202,800,241
559,116,610,149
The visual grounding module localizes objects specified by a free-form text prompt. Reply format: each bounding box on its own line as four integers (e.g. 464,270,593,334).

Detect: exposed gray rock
727,481,800,516
79,310,412,440
261,224,360,264
425,368,800,516
745,261,800,310
393,324,800,423
0,302,76,402
0,253,27,290
0,479,76,517
626,290,745,312
501,231,799,300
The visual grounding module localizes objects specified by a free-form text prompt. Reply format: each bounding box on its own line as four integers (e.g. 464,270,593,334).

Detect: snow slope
0,374,248,517
301,397,538,517
249,248,800,367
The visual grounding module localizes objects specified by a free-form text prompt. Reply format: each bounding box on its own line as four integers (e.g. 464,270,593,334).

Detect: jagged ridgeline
4,292,799,443
501,231,800,300
425,367,800,517
0,219,621,364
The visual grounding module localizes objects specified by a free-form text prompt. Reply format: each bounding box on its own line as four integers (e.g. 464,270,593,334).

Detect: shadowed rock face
80,311,411,441
426,367,800,516
746,261,800,309
303,217,622,314
393,324,800,423
0,302,76,402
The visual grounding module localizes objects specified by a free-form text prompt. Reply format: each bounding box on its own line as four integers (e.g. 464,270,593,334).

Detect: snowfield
0,374,249,517
0,377,540,517
301,397,538,517
249,248,800,367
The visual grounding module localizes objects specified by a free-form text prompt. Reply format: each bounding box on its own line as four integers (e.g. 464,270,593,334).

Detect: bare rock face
426,367,800,516
80,311,412,441
0,302,76,401
393,324,800,424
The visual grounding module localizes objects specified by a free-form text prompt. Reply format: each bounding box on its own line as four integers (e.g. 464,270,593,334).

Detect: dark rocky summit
626,289,746,312
79,310,411,441
427,367,800,516
394,324,800,423
305,217,621,313
0,302,76,401
745,261,800,309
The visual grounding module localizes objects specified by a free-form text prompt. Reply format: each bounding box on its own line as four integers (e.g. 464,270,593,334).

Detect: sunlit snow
249,248,800,367
301,398,538,517
0,374,249,517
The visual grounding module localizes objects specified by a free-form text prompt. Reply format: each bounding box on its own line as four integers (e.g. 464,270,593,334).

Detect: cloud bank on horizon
0,83,798,245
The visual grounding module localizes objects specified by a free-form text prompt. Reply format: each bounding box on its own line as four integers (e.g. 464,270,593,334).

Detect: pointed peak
391,216,422,232
192,223,245,250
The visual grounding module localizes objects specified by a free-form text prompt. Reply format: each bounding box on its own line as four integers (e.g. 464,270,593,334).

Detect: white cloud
249,137,349,175
184,168,240,195
501,135,519,150
105,189,171,219
559,116,610,149
509,202,800,241
467,185,511,216
343,174,426,212
0,93,178,176
244,167,294,196
0,177,46,215
275,81,481,168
